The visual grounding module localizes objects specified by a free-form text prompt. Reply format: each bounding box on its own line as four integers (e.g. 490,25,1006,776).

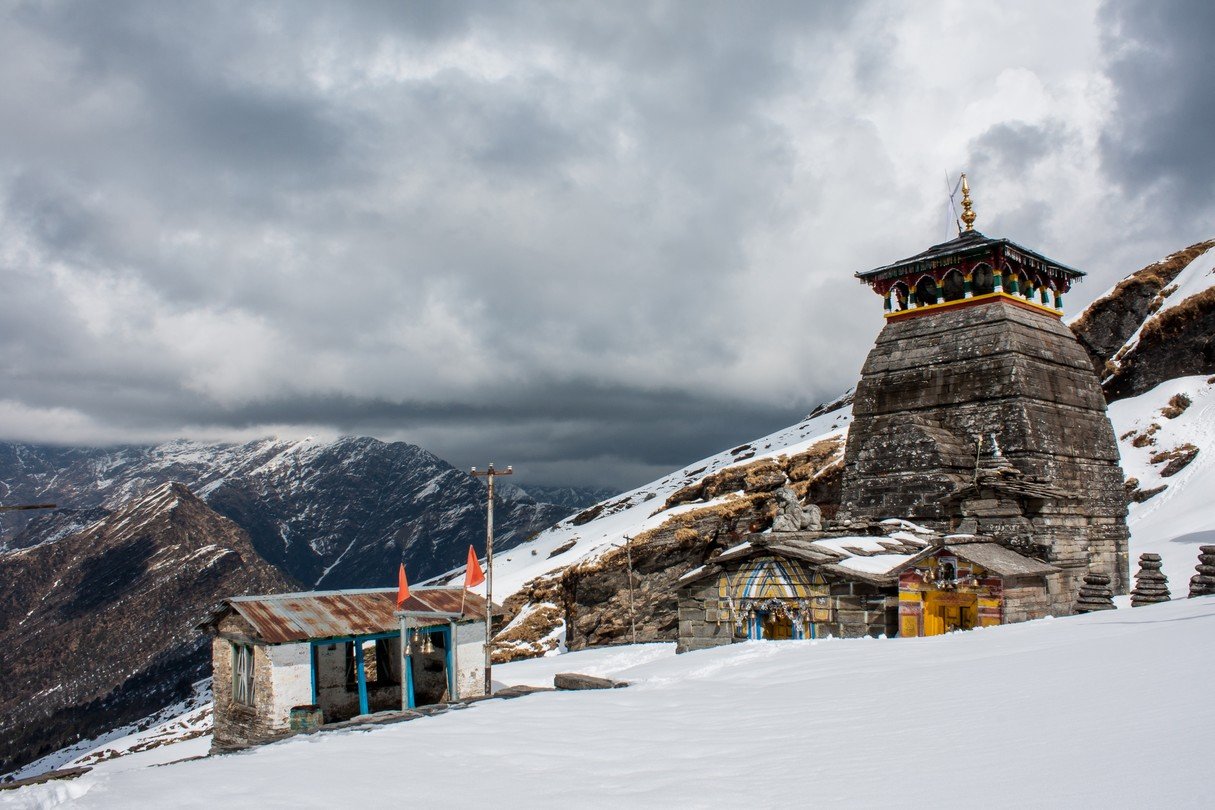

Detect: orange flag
396,563,410,608
464,545,485,589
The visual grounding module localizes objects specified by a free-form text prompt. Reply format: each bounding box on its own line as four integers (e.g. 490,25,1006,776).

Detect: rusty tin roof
202,587,493,644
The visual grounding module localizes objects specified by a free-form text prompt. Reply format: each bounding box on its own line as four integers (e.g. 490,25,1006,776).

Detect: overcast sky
1,0,1211,490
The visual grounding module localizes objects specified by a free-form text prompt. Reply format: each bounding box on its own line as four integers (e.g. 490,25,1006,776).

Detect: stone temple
836,177,1130,608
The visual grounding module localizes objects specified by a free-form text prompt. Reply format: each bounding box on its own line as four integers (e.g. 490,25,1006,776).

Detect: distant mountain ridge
0,483,293,774
0,436,586,588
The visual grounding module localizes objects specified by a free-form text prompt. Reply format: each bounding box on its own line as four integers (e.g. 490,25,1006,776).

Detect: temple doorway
922,592,977,636
761,612,794,640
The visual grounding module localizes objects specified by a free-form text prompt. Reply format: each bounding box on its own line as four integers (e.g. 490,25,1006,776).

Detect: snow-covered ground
5,597,1213,809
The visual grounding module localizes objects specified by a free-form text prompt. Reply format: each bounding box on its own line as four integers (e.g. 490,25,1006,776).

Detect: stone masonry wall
676,569,896,653
1002,574,1063,623
839,300,1130,603
210,613,283,752
676,579,737,654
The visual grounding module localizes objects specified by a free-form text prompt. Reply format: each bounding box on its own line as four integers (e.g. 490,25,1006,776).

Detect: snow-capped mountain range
0,437,583,775
0,436,575,588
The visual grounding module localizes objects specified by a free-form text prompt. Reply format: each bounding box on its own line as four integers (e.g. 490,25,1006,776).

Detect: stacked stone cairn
1074,573,1116,613
1188,545,1215,598
1130,553,1171,607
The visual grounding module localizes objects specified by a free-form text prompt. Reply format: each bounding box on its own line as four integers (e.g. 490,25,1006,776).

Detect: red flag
396,563,410,608
464,545,485,589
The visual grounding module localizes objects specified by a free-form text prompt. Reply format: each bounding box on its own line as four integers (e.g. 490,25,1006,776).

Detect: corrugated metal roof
209,587,492,644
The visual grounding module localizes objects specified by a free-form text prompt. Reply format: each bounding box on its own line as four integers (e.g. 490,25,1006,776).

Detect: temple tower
838,178,1130,608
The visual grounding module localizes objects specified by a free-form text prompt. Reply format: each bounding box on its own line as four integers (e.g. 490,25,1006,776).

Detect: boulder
554,672,628,691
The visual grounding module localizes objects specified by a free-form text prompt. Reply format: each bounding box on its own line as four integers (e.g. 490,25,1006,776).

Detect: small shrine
890,540,1060,637
856,176,1084,318
674,530,926,653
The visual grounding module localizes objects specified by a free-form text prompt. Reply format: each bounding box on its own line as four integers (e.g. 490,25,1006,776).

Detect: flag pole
471,463,511,696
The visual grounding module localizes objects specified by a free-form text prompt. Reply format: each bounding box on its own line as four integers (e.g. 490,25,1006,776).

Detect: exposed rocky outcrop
554,673,627,690
1070,238,1215,400
489,433,850,656
1071,239,1215,373
1105,288,1215,401
0,484,293,775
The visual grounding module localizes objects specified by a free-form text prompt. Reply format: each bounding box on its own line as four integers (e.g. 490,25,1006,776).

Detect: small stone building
200,586,492,751
675,533,914,653
890,541,1061,637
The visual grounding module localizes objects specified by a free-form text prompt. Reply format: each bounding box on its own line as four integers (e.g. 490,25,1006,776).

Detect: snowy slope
445,399,853,599
4,597,1212,809
7,680,213,782
1110,375,1215,589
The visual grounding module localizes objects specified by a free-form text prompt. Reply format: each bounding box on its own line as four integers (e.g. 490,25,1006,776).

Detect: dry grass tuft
1161,393,1192,419
1140,286,1215,345
1150,443,1200,477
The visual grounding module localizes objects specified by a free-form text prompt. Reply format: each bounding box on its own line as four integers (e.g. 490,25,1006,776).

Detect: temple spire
960,173,976,232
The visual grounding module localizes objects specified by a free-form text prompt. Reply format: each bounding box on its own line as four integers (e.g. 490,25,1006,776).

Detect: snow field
5,597,1213,809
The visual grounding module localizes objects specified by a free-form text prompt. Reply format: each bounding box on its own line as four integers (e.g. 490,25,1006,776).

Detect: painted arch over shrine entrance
717,555,831,640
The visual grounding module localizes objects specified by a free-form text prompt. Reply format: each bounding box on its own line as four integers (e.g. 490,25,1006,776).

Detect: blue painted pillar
309,643,318,705
404,630,416,709
355,641,369,716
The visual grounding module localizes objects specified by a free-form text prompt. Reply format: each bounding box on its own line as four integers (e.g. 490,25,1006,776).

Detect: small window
915,276,939,307
941,270,965,302
232,643,255,706
972,264,994,295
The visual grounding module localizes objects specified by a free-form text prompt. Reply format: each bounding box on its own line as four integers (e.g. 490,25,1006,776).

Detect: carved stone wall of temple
838,296,1130,608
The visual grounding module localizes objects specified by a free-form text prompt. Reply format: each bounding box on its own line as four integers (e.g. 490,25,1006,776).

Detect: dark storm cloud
0,1,870,490
4,2,1202,491
969,122,1073,177
1099,0,1215,216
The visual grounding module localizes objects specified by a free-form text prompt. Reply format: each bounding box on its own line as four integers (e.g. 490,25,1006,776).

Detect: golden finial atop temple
960,172,976,232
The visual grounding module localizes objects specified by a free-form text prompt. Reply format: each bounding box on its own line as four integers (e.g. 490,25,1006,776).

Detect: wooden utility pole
470,462,511,696
624,534,637,644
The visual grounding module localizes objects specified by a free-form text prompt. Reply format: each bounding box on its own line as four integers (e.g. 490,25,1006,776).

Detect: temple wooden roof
890,542,1059,578
856,229,1083,284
